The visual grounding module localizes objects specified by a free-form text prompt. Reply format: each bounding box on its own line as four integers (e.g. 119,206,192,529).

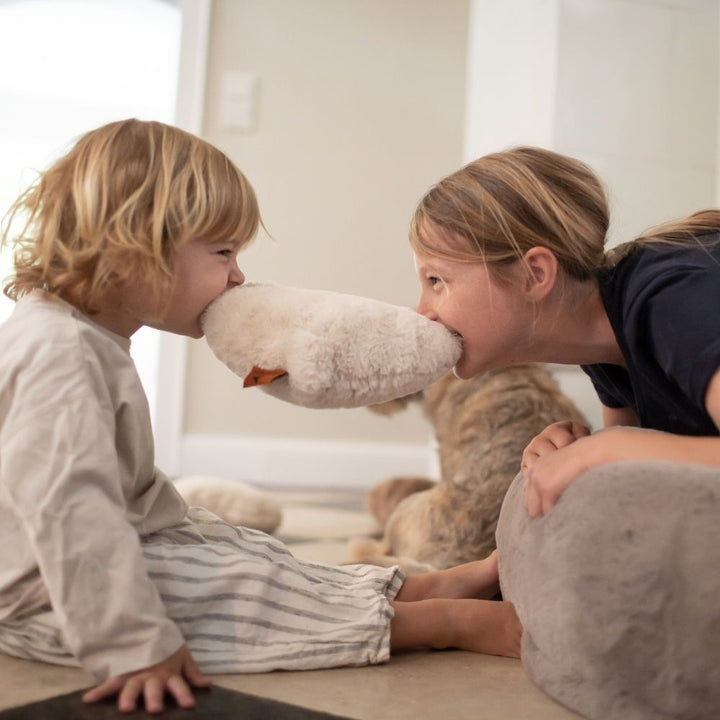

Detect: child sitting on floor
0,119,520,714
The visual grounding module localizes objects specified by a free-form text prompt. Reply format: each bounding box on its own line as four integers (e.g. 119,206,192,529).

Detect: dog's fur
350,364,586,573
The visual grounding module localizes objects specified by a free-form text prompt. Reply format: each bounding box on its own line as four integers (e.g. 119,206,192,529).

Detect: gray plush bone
202,283,462,409
496,462,720,720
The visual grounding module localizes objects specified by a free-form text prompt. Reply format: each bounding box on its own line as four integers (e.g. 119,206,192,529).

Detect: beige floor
0,489,583,719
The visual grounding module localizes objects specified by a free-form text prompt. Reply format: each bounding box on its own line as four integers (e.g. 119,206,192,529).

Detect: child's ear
522,246,558,301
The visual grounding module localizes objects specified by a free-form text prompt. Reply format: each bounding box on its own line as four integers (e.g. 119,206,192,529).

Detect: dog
350,364,587,574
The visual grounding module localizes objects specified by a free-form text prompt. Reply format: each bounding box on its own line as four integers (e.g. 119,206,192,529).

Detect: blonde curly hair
2,119,260,315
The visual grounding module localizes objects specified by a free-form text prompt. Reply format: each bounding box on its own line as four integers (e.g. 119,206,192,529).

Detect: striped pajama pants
0,507,405,674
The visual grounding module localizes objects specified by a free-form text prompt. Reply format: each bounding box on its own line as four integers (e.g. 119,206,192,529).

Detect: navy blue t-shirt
581,237,720,436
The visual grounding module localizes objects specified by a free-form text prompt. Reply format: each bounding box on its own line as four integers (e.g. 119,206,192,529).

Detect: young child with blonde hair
0,119,520,714
410,146,720,515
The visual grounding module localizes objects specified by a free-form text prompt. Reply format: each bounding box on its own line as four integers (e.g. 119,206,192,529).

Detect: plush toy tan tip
243,365,288,388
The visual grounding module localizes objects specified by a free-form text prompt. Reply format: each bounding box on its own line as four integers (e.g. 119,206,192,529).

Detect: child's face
153,238,246,338
414,249,531,379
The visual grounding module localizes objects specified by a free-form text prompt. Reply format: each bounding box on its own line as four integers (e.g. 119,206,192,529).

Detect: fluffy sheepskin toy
201,283,462,408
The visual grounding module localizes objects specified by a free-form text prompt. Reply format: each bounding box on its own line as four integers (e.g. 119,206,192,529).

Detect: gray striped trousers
0,507,404,674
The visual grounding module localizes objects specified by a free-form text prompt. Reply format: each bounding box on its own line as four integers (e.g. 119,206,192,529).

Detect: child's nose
229,263,245,287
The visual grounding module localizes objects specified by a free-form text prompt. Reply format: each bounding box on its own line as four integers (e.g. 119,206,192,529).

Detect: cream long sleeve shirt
0,291,188,680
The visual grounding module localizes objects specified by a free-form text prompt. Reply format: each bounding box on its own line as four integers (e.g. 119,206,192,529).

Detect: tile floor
0,489,582,719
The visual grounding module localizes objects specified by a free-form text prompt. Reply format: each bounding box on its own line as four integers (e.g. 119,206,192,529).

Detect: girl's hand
521,420,591,475
523,435,594,518
525,422,720,517
522,421,591,519
82,644,211,714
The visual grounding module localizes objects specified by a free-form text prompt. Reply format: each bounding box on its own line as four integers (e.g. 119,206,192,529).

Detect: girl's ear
522,246,558,301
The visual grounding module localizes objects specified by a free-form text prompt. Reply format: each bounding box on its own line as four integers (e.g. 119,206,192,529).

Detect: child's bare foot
390,597,522,658
396,552,500,601
450,599,522,658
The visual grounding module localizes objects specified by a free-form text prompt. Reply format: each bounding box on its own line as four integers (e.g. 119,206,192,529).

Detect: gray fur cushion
496,462,720,720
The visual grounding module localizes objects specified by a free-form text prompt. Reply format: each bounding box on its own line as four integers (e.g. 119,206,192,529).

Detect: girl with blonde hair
0,119,520,714
411,146,720,516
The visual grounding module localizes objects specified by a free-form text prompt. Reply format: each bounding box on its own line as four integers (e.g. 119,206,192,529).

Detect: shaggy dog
351,364,586,573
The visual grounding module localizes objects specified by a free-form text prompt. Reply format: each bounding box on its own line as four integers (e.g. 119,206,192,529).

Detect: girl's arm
524,368,720,517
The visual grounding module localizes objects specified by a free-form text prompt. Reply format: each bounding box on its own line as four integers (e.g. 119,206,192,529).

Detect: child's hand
82,644,211,714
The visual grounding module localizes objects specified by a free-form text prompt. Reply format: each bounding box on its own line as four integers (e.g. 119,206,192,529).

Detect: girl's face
154,238,246,338
414,249,532,379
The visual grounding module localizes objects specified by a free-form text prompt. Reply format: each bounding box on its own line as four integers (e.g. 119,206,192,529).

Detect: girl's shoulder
603,236,720,297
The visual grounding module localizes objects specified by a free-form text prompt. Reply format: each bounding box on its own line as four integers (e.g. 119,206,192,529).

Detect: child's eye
427,276,442,287
217,248,234,258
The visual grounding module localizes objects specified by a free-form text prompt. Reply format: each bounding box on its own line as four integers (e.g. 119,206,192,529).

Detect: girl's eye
427,276,442,288
218,248,234,257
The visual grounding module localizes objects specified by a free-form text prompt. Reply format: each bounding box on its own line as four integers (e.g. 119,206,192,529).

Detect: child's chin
177,325,204,339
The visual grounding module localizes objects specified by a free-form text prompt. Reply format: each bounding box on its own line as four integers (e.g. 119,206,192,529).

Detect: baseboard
178,434,438,490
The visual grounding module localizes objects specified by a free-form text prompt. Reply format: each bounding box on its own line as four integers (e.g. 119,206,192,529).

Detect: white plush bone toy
202,283,462,409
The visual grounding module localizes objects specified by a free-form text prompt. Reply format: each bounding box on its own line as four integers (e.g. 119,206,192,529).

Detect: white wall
554,0,718,245
464,0,559,155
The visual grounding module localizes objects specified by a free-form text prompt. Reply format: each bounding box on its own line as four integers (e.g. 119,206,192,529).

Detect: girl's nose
415,297,438,321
